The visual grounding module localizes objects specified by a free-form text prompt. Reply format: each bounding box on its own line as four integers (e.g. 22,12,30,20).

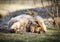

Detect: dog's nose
10,29,15,33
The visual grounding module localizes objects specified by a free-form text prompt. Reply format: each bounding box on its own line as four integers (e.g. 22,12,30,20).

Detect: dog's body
8,15,47,33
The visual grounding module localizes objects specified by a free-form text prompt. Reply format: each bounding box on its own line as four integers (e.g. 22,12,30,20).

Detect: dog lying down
8,14,47,33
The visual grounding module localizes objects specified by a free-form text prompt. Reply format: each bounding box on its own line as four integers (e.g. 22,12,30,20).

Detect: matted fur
8,14,47,33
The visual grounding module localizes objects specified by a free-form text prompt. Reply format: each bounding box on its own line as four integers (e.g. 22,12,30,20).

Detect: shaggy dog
8,14,47,33
8,14,36,33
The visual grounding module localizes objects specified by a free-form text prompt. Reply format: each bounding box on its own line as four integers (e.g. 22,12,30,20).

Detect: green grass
0,27,60,42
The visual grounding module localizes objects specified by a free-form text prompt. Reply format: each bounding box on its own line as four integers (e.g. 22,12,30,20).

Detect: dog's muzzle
10,29,15,33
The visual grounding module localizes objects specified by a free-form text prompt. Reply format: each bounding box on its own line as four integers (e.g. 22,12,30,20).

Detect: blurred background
0,0,60,28
0,0,60,42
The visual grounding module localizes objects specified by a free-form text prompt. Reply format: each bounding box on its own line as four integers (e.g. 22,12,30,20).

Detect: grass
0,27,60,42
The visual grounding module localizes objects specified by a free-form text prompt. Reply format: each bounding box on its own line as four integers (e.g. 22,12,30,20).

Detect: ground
0,27,60,42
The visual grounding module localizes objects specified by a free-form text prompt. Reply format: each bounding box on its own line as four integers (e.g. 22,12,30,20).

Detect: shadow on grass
0,27,60,42
0,39,25,42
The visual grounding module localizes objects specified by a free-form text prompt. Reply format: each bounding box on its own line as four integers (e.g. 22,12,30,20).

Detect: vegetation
0,0,60,42
0,27,60,42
